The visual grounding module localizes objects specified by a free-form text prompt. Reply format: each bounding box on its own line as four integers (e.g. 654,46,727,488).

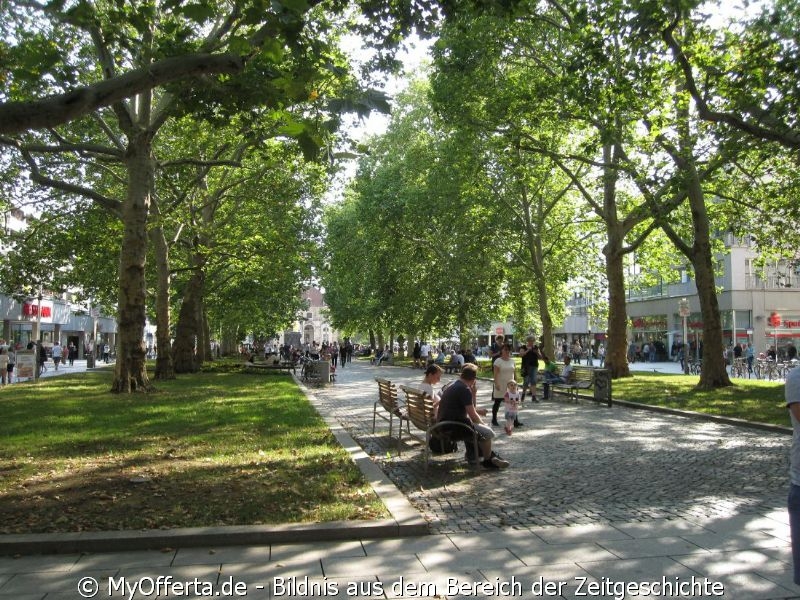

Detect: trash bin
86,354,95,368
315,360,330,383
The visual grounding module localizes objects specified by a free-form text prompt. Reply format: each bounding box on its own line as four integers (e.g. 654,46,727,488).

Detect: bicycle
759,360,780,381
730,358,747,378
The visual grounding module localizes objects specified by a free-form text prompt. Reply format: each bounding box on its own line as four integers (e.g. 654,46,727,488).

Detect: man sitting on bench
436,364,510,470
544,354,573,385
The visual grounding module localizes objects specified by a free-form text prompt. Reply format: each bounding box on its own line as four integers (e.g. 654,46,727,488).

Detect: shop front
1,297,57,347
719,309,753,347
765,312,800,359
630,315,668,360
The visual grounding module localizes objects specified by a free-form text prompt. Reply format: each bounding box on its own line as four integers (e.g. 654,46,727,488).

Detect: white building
1,208,118,355
281,287,339,349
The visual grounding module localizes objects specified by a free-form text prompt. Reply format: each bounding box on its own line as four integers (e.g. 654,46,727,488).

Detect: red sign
631,317,668,329
22,303,51,318
769,312,782,327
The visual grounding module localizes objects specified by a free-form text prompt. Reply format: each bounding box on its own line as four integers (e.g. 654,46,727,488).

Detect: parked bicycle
730,357,748,378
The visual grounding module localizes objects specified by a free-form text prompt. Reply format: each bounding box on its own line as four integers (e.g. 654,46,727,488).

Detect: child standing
504,380,521,435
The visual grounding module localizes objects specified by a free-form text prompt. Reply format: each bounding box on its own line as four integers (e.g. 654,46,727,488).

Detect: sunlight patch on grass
614,373,788,426
0,369,388,533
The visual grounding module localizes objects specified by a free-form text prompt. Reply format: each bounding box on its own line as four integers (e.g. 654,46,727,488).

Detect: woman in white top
492,344,520,427
419,364,443,417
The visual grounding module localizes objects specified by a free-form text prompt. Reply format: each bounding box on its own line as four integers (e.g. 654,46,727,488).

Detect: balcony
746,275,797,289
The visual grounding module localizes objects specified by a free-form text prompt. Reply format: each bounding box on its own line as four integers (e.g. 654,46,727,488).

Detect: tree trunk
148,214,175,380
535,276,555,360
221,324,239,356
604,243,631,378
673,85,731,389
111,135,153,392
686,173,732,389
200,307,213,362
173,268,205,373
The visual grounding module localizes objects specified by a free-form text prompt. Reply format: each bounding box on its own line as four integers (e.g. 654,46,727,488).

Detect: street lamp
679,298,690,374
587,328,593,366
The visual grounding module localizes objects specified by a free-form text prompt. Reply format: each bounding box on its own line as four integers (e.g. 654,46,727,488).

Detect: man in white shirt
420,341,431,365
51,341,63,371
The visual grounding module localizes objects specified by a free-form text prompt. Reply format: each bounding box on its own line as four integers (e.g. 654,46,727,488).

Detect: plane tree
323,79,506,349
0,0,395,391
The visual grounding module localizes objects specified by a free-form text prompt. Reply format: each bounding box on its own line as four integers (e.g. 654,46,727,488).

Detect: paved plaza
1,359,799,599
313,361,789,534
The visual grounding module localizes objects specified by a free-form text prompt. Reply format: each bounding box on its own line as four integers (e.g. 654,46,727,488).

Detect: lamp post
587,327,593,366
679,298,690,374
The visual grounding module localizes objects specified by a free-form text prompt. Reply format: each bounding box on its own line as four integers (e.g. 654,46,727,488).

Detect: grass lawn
0,367,387,534
612,372,790,427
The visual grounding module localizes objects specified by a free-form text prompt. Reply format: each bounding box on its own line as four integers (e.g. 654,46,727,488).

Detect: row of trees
323,0,800,389
0,0,448,392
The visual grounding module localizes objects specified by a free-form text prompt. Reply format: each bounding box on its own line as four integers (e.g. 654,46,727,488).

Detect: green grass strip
0,368,387,534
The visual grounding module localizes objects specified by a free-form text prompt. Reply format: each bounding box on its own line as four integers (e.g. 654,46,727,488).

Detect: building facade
556,234,800,360
0,293,117,357
280,287,340,349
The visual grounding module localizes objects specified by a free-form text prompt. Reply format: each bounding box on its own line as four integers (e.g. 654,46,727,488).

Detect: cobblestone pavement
312,360,790,534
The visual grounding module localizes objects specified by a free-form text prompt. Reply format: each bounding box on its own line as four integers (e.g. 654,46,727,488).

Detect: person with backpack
436,364,509,470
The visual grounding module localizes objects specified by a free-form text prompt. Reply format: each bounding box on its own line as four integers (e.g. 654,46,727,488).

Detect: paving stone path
311,360,790,534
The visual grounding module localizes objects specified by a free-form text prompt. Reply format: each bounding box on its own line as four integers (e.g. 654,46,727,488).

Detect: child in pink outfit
504,380,521,435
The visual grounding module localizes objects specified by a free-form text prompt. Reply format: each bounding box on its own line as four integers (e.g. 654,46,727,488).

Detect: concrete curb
0,372,427,556
0,520,406,556
296,375,429,537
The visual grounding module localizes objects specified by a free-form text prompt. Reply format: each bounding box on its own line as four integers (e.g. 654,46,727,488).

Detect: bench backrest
567,366,594,383
399,385,436,432
375,377,399,412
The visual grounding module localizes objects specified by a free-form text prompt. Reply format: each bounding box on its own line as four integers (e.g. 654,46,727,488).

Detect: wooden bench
243,360,296,375
372,378,408,451
399,385,480,471
544,365,612,407
442,361,461,374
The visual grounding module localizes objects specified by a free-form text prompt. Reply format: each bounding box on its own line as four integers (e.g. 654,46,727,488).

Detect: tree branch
14,145,122,216
661,21,800,151
0,53,244,135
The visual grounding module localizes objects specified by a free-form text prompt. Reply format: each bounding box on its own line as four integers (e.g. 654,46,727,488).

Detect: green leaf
179,3,216,23
278,119,307,136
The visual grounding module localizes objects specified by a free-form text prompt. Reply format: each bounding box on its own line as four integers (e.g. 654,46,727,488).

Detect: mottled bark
686,173,732,389
604,244,631,378
536,276,555,360
148,215,175,380
600,142,631,379
173,268,205,373
200,307,213,362
111,135,153,392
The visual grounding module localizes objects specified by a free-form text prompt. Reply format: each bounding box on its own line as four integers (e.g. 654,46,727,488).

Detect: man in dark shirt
437,364,510,470
489,335,504,364
519,336,540,403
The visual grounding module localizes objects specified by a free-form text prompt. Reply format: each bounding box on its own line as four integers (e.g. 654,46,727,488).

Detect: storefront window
765,314,800,359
